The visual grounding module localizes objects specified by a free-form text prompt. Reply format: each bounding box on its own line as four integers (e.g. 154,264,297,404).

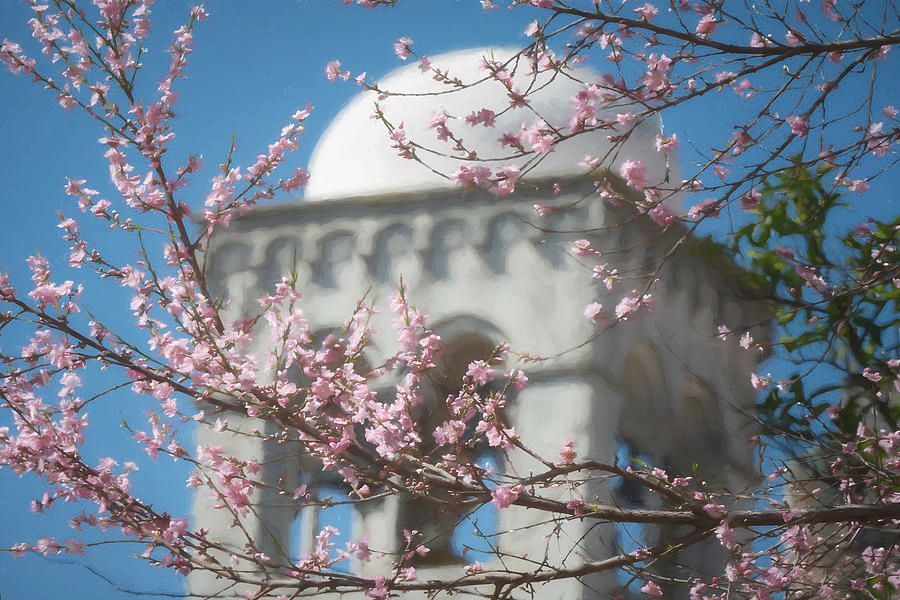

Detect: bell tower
189,48,766,599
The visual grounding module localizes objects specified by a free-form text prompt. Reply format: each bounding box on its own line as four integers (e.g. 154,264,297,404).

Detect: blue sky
0,1,897,598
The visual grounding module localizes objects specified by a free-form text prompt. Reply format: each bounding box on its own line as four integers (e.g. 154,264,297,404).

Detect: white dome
305,47,674,201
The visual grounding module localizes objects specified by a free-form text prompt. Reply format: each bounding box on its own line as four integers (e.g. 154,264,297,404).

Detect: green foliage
732,160,899,444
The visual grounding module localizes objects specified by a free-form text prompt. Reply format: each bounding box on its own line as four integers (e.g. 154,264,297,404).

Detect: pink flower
619,159,648,189
615,112,636,128
509,369,528,391
648,204,675,227
615,293,652,320
557,438,577,465
848,179,869,193
491,485,520,509
786,115,808,137
733,78,753,98
566,498,586,516
492,164,520,196
533,203,555,217
715,521,738,549
366,576,389,599
751,373,770,391
641,581,664,597
863,368,882,383
520,120,555,153
633,3,659,21
688,199,721,219
695,14,719,37
465,108,496,128
452,164,492,187
570,239,599,258
584,302,607,325
654,133,679,154
325,60,349,82
464,561,484,575
740,189,762,210
642,53,672,93
883,105,898,119
749,32,770,48
466,360,493,386
393,37,414,60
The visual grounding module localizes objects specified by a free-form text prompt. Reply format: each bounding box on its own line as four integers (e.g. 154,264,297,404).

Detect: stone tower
190,48,766,598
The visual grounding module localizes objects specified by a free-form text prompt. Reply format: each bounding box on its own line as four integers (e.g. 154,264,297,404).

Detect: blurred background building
191,48,766,598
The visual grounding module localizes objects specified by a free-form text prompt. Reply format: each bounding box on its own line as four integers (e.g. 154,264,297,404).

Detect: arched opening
398,327,505,566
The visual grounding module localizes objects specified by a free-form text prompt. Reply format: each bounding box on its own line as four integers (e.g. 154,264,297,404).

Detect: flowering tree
0,1,898,599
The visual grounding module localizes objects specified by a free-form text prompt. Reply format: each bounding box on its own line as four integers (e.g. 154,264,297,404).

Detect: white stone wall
189,179,767,598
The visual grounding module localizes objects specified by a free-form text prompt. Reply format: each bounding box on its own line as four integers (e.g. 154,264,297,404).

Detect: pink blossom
642,53,672,93
695,14,719,37
570,239,599,258
520,120,555,153
366,576,389,599
654,133,679,154
715,521,738,549
740,189,762,210
566,498,586,516
557,438,577,465
615,293,652,320
749,32,770,48
491,485,520,509
862,368,882,383
533,203,555,217
465,108,496,128
452,164,492,187
688,199,721,219
584,302,607,325
641,581,664,597
325,60,349,82
795,264,828,293
619,159,648,189
733,78,753,98
615,112,636,128
464,561,484,575
393,37,414,60
466,360,493,386
751,373,770,391
786,115,808,137
648,204,676,227
634,3,659,21
848,179,869,193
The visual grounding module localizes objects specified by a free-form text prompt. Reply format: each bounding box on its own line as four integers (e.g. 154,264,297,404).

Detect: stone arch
260,236,301,292
205,239,255,303
313,231,357,289
398,316,507,565
428,219,467,280
616,342,671,462
482,213,531,274
371,223,418,285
